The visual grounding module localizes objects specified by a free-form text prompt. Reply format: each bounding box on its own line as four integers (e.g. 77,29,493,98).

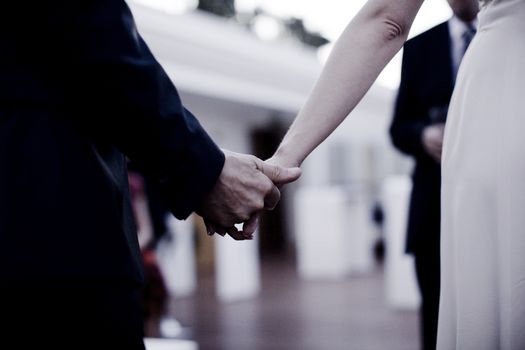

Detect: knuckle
222,216,235,228
263,180,274,194
234,210,250,223
249,155,260,167
255,198,265,211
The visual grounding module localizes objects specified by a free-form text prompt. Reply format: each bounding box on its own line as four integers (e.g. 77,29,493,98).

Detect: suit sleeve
389,43,429,159
44,0,224,219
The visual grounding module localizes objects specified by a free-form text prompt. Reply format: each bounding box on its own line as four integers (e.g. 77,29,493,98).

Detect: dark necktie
462,24,477,57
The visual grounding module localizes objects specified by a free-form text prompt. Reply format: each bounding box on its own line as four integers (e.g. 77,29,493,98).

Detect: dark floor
168,254,419,350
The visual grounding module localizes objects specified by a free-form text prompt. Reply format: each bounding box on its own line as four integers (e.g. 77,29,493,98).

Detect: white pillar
346,190,376,274
294,186,353,279
156,215,197,298
145,338,198,350
382,175,420,309
215,233,261,302
294,185,376,280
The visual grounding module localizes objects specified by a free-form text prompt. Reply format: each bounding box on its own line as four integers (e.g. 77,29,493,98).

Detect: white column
156,215,197,298
294,185,376,280
294,186,353,279
145,338,198,350
346,190,376,274
215,234,261,302
382,175,420,309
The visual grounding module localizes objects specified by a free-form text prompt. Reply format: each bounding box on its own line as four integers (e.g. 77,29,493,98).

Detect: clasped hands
197,150,300,241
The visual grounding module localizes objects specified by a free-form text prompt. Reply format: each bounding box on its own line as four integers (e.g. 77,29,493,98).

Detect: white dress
439,0,525,349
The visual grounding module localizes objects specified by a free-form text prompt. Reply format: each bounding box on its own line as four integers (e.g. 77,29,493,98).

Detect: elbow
369,4,412,43
356,0,419,45
382,17,408,42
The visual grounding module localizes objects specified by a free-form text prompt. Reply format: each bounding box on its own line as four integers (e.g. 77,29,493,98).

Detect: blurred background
125,1,454,349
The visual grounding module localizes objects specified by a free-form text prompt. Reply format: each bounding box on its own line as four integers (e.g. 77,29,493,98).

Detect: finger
257,160,302,187
264,184,281,210
241,214,260,238
216,227,227,237
204,220,215,236
226,226,248,241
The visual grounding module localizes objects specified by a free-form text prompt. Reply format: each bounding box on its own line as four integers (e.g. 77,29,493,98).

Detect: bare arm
272,0,424,167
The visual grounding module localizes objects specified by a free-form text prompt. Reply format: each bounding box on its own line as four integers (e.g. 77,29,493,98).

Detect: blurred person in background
269,0,525,348
0,0,300,348
389,1,479,348
128,169,169,338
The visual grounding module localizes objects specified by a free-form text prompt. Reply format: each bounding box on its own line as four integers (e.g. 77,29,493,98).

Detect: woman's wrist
270,145,301,169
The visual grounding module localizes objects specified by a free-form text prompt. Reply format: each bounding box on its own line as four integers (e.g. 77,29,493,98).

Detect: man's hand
207,155,303,241
198,150,301,240
422,123,445,163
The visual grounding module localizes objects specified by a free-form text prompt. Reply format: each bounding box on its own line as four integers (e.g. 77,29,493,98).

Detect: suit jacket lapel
441,21,455,91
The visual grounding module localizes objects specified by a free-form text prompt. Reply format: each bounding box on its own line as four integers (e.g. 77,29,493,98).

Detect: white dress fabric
439,0,525,349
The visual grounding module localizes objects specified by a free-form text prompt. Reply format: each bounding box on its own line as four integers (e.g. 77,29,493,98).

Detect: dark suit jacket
390,22,454,254
0,1,225,285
